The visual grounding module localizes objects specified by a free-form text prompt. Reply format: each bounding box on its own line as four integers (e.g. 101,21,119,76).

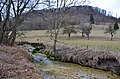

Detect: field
16,25,120,52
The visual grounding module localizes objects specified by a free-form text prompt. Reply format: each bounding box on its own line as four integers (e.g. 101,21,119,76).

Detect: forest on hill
19,5,120,30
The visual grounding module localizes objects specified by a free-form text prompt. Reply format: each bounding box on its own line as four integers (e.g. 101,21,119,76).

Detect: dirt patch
0,45,42,79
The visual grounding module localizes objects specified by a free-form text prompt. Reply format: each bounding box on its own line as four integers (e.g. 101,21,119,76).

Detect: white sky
89,0,120,18
38,0,120,18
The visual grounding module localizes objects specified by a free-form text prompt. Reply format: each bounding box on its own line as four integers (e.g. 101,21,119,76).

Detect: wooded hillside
18,5,120,30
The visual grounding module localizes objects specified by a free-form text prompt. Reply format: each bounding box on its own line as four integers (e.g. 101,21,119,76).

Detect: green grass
62,39,120,51
23,30,47,36
16,28,120,52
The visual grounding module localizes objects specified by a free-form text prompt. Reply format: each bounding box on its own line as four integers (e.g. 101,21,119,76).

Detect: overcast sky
89,0,120,18
38,0,120,18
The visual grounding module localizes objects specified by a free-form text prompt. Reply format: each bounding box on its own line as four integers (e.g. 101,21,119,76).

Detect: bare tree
0,0,40,45
105,23,119,40
79,23,92,40
43,0,90,53
63,25,77,40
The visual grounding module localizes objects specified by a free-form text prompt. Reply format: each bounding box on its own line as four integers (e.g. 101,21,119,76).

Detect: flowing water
33,53,120,79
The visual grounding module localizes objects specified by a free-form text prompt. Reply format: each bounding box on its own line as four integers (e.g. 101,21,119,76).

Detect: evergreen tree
114,22,119,30
90,14,94,24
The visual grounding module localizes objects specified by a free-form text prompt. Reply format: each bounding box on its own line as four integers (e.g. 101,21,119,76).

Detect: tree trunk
8,16,18,46
53,36,57,53
68,33,71,40
50,30,53,40
111,34,113,41
10,30,16,46
0,12,1,22
0,31,5,44
0,0,11,45
87,34,89,40
82,31,84,37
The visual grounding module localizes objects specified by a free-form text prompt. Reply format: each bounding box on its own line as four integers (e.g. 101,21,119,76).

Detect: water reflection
36,58,119,79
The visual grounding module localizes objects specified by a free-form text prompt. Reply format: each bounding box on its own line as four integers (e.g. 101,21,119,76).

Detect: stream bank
54,46,120,75
24,45,120,79
36,60,120,79
17,41,120,78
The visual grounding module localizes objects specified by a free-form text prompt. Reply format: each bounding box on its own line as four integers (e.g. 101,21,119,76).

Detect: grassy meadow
16,24,120,52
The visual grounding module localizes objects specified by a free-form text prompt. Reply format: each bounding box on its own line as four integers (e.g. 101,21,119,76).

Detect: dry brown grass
0,46,42,79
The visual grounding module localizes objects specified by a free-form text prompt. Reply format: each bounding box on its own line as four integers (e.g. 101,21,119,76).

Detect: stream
27,47,120,79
